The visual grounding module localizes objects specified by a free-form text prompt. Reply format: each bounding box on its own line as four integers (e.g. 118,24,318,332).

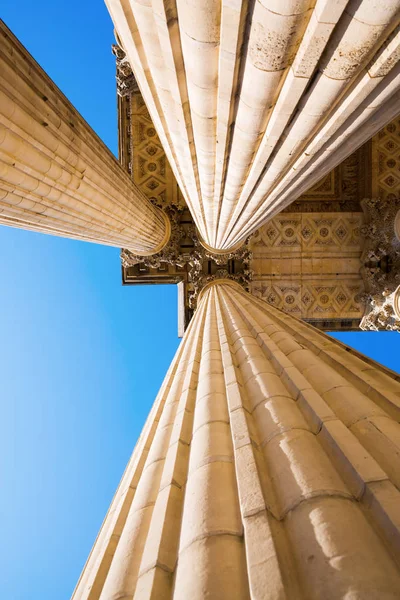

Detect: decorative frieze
285,143,370,214
372,117,400,201
251,213,363,250
250,212,365,327
121,205,253,309
112,44,138,97
252,281,364,321
360,286,400,332
130,91,182,210
187,241,253,309
122,205,187,270
360,198,400,294
360,198,400,331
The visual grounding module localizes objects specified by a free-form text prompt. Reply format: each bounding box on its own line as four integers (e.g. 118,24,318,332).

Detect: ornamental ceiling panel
249,212,366,325
286,142,371,213
372,116,400,200
130,92,184,210
107,0,400,250
251,280,365,321
251,213,364,252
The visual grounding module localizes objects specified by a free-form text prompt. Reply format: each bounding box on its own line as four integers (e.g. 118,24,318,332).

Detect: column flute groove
73,280,400,599
106,1,400,251
72,299,208,600
0,21,170,255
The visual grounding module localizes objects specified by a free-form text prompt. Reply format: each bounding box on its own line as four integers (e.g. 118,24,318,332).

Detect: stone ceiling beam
0,21,170,255
106,0,400,251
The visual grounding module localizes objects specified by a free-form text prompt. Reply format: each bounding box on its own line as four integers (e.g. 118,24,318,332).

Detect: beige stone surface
0,21,170,255
372,116,400,200
3,7,400,600
106,0,400,250
250,211,365,322
73,280,400,599
129,91,184,210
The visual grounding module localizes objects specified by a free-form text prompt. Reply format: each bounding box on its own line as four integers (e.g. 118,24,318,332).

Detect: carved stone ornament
112,44,139,97
121,203,253,308
186,236,253,309
360,286,400,332
360,198,400,331
121,204,188,270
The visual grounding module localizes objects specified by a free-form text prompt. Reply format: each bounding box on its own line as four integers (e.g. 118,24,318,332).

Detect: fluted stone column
0,22,170,255
73,280,400,600
106,0,400,251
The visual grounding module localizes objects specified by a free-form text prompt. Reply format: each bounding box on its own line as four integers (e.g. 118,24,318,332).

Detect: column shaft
73,280,400,600
0,22,170,255
106,0,400,251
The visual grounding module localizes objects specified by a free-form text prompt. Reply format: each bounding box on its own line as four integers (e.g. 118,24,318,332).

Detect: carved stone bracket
360,198,400,331
112,44,138,97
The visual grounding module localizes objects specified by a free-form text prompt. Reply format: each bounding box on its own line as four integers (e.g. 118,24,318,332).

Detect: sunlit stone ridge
73,280,400,599
1,7,400,600
106,0,400,250
0,21,170,255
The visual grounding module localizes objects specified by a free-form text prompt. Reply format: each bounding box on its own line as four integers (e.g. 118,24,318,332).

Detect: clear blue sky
1,3,399,599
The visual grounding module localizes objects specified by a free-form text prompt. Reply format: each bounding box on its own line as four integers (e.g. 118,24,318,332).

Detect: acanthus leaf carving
121,203,253,309
112,44,139,97
360,198,400,331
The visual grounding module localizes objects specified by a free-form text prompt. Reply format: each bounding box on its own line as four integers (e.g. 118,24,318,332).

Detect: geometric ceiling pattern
252,281,364,319
372,116,400,200
131,92,183,209
250,212,365,322
251,214,362,249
